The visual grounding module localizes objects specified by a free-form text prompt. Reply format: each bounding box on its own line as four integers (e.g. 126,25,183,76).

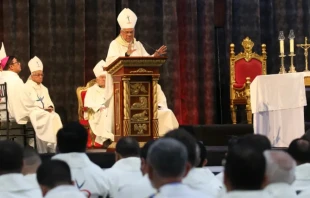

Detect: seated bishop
25,56,63,152
0,55,62,153
84,60,114,148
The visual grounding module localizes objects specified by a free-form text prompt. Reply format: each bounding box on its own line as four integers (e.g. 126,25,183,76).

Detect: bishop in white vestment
1,56,59,153
84,60,114,146
106,8,178,136
25,56,63,152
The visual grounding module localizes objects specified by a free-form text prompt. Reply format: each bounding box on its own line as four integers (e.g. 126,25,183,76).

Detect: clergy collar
115,35,137,47
28,79,42,87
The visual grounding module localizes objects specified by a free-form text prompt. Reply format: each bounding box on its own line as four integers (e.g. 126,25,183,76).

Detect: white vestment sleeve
43,87,54,108
136,41,150,56
106,40,122,65
84,86,102,112
6,78,33,124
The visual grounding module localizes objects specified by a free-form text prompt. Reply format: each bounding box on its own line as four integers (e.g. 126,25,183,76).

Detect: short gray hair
264,150,296,184
147,138,188,178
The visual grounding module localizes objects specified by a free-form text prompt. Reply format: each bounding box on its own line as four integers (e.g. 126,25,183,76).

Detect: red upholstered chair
76,79,96,148
230,37,267,124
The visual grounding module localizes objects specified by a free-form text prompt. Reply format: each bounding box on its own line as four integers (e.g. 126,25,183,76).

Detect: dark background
1,0,309,124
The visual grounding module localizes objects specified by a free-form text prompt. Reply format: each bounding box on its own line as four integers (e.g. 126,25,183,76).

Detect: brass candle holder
297,37,310,72
288,53,296,73
279,53,287,74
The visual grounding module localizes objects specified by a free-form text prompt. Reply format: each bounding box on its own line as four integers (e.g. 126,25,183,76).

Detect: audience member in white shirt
164,128,220,197
287,138,310,193
36,159,85,198
147,138,209,198
52,121,109,198
115,140,157,198
182,140,222,196
0,140,42,198
221,138,272,198
102,137,143,198
263,150,297,198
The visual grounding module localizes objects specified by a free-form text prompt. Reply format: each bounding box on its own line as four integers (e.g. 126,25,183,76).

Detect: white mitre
93,60,107,77
28,56,43,73
0,42,6,61
117,8,137,29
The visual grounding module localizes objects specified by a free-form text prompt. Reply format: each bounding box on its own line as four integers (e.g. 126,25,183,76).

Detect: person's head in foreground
140,139,156,175
0,140,23,175
146,138,190,189
224,142,267,192
263,150,296,185
36,160,73,196
196,141,208,167
164,128,199,168
22,146,42,175
115,136,140,161
238,134,272,153
56,121,87,153
287,138,310,165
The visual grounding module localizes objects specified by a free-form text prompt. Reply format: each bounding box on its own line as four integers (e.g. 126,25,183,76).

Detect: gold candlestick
297,37,310,72
279,53,287,74
288,53,296,73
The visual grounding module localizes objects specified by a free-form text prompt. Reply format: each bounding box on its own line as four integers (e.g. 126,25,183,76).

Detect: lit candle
280,40,284,54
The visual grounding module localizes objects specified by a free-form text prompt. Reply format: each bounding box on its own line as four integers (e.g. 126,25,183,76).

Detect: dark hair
301,129,310,142
0,140,23,173
37,160,72,188
164,128,198,166
23,146,41,165
3,56,16,71
224,143,266,190
197,141,206,167
238,134,271,153
56,121,88,153
116,137,140,157
140,140,155,160
287,138,310,164
147,138,188,178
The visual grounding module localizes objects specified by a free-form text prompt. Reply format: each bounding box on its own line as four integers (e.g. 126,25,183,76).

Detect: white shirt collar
112,157,141,171
0,173,39,192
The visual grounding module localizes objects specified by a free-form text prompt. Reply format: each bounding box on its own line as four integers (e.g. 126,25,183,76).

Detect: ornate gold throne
76,79,96,148
230,37,267,124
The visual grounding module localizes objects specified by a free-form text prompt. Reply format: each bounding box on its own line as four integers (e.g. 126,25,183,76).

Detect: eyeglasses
11,61,20,65
32,73,44,77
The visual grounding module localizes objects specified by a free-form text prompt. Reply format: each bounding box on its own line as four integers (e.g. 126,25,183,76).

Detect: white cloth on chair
251,73,307,147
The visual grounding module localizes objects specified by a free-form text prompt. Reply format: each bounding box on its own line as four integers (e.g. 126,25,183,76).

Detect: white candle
290,39,294,53
280,40,284,54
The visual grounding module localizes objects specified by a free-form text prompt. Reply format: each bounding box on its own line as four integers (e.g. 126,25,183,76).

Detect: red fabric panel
235,58,262,85
79,119,89,126
233,83,244,89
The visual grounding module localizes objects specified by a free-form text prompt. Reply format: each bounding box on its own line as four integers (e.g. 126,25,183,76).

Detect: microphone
139,41,165,56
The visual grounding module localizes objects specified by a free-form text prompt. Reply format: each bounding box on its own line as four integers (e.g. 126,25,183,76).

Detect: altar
251,73,307,147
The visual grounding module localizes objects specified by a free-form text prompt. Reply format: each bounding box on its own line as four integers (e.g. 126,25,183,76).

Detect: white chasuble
84,84,114,143
25,79,63,139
